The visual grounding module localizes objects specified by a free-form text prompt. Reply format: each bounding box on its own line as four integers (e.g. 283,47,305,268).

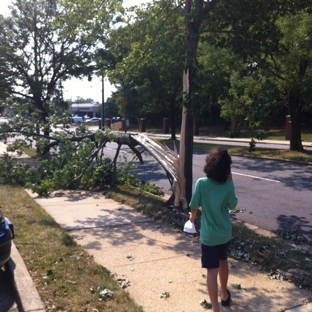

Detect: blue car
0,211,14,267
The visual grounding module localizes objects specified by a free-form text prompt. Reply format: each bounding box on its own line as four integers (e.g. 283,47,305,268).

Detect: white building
69,102,101,118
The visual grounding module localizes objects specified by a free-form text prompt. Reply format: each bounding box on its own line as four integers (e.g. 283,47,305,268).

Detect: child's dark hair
203,148,232,183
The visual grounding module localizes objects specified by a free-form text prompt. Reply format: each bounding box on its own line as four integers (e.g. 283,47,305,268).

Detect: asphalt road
224,155,311,240
106,142,312,242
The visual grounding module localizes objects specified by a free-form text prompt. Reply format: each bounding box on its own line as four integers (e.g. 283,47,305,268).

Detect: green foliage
230,127,241,138
26,179,56,197
0,153,30,185
115,155,138,186
196,43,241,122
80,158,114,190
138,181,164,197
0,0,123,124
24,133,115,193
103,96,119,118
108,0,185,122
0,123,163,197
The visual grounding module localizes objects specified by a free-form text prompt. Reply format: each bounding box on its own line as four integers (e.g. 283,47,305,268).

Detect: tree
195,42,239,125
201,0,312,150
0,53,12,103
103,94,119,118
267,11,312,150
107,0,220,205
0,0,122,135
107,0,186,139
73,97,94,104
179,0,220,206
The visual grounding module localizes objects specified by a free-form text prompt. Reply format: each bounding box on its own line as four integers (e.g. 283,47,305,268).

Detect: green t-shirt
189,177,238,246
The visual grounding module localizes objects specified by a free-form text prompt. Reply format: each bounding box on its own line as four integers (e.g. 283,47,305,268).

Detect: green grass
160,139,312,163
141,124,312,143
1,184,143,312
260,129,312,142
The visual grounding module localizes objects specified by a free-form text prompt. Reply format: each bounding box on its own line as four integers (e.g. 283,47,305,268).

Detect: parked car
111,117,122,123
85,117,100,123
0,211,14,267
71,115,83,123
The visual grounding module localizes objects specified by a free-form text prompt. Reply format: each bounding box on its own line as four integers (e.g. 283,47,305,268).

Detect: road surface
105,141,312,242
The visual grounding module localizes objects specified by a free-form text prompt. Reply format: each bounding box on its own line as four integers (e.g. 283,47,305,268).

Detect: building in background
69,102,101,119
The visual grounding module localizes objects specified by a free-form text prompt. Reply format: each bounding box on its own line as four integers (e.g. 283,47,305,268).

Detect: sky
0,0,149,102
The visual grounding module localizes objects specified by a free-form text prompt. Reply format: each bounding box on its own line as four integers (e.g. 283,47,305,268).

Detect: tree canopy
0,0,123,124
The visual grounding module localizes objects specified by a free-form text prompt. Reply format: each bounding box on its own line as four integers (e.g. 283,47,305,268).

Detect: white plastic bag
183,220,197,234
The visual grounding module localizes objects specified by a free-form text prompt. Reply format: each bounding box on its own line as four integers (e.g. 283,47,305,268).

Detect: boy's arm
189,209,198,222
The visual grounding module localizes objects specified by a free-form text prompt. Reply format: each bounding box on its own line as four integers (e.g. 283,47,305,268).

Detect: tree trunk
170,101,176,140
289,89,303,151
179,0,204,206
184,109,194,203
288,59,307,151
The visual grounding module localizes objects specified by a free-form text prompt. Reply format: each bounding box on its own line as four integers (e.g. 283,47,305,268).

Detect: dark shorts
201,241,230,269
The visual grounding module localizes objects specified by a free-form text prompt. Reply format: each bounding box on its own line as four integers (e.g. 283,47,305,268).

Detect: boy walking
189,148,237,312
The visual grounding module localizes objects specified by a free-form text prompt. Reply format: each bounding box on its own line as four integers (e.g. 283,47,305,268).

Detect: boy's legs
219,258,229,301
202,243,230,311
207,267,220,312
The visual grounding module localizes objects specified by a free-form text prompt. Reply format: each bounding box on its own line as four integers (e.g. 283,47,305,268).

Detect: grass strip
160,139,312,163
1,184,143,312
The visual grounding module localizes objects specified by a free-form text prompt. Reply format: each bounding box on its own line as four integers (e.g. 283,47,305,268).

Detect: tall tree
0,0,122,133
202,0,312,150
267,11,312,150
107,0,186,139
180,0,220,205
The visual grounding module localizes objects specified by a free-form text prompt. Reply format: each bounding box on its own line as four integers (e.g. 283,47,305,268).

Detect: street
105,141,312,242
227,155,311,241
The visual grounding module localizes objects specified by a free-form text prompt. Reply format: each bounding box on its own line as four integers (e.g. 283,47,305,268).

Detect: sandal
221,289,231,307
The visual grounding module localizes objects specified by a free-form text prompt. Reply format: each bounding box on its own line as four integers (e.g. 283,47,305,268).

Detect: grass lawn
1,184,143,312
159,139,312,163
142,124,312,143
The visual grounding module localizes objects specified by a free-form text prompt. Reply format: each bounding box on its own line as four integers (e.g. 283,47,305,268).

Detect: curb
7,243,45,312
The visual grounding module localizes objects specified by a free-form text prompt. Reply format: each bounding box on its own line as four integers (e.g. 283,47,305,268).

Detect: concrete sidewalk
11,189,311,312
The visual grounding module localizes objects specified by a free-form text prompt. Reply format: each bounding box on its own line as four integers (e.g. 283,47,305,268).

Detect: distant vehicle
85,117,100,123
0,211,14,268
71,115,83,123
111,117,122,123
